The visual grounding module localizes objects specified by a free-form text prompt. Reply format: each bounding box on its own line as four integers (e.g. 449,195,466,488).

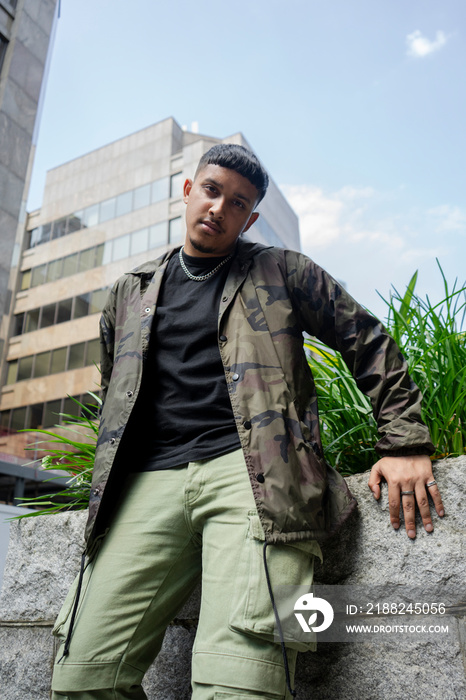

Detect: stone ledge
0,456,465,699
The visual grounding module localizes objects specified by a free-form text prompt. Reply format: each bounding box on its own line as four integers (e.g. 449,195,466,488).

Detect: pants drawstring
263,542,297,698
57,551,86,663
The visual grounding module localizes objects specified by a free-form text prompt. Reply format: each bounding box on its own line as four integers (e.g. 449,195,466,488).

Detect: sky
28,0,466,322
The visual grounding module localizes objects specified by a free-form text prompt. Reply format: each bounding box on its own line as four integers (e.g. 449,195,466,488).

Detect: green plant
304,338,377,475
306,262,466,474
13,393,100,517
382,263,466,460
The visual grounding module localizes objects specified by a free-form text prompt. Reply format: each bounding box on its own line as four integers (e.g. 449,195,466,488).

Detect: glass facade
27,175,170,249
6,338,102,385
21,220,180,290
0,393,101,432
13,286,109,336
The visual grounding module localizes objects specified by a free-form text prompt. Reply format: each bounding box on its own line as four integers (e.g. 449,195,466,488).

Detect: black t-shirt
131,249,241,471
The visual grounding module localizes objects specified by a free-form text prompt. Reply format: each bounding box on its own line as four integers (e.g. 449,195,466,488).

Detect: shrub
14,394,100,517
306,263,466,474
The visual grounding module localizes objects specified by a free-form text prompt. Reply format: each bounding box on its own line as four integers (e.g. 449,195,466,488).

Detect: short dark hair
195,144,269,204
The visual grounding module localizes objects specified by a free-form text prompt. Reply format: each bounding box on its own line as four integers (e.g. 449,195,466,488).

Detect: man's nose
209,197,225,219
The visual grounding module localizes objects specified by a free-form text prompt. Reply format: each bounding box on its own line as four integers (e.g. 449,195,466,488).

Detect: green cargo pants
51,449,321,699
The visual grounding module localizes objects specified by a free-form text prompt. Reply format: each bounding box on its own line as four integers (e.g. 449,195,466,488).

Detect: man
51,144,444,699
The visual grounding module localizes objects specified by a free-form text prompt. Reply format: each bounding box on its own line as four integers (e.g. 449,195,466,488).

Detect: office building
0,0,58,363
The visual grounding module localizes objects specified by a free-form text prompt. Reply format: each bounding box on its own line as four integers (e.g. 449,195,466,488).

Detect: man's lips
200,219,222,234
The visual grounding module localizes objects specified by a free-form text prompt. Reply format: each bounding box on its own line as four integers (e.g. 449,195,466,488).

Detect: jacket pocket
229,511,322,652
52,561,93,640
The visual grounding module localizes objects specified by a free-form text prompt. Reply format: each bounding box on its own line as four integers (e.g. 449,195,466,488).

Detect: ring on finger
426,480,437,488
401,490,415,496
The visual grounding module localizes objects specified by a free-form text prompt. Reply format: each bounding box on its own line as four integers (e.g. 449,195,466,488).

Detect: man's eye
205,185,217,194
233,200,245,209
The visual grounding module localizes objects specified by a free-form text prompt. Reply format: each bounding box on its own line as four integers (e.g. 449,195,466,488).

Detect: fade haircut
195,144,269,204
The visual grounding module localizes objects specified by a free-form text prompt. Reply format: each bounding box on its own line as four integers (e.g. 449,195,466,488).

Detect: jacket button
109,437,116,445
144,307,151,313
126,390,133,398
256,473,265,483
222,296,228,303
232,373,239,381
219,335,227,342
243,420,252,430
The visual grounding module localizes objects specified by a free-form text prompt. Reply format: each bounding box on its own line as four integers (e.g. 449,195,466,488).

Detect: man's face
183,164,260,257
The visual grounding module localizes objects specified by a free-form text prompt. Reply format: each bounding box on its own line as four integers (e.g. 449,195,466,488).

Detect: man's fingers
387,482,401,530
415,484,433,533
400,489,416,539
426,481,445,517
368,466,381,500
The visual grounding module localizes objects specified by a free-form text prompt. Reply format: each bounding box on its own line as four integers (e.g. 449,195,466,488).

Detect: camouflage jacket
85,239,434,551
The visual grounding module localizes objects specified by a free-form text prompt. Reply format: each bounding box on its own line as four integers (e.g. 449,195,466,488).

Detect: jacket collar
127,237,273,278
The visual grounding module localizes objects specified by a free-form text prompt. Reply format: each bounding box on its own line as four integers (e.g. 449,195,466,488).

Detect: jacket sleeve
99,284,117,408
284,250,434,456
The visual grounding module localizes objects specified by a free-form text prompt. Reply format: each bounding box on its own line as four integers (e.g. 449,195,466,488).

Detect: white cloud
406,30,448,58
428,205,466,232
399,247,446,265
280,185,344,248
279,182,451,265
279,182,461,319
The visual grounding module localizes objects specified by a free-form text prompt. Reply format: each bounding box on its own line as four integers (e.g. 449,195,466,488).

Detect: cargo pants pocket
229,511,323,652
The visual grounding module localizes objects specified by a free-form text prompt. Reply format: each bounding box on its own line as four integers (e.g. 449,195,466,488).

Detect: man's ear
243,211,259,233
183,178,193,203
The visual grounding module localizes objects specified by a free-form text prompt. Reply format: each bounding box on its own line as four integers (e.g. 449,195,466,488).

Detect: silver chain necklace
178,246,233,282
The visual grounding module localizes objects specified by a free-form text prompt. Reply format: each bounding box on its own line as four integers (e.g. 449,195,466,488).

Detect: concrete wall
0,502,31,590
0,456,465,699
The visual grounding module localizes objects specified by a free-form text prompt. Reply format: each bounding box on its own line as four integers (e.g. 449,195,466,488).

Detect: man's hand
368,455,444,539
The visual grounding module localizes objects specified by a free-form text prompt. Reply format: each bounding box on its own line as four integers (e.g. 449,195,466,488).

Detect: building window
62,253,79,277
29,404,44,429
86,338,100,366
52,218,68,239
50,347,67,374
46,258,63,283
73,293,90,319
116,191,133,217
34,351,51,378
17,356,33,382
168,217,183,244
89,289,108,314
99,197,116,223
149,221,168,249
170,172,183,199
0,34,8,74
13,313,24,336
83,204,99,228
24,308,40,333
10,407,27,431
152,177,169,203
40,303,57,329
6,360,17,385
31,264,47,287
133,184,151,210
112,234,130,261
78,247,96,272
20,270,31,291
130,228,148,256
56,298,72,324
43,400,62,428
